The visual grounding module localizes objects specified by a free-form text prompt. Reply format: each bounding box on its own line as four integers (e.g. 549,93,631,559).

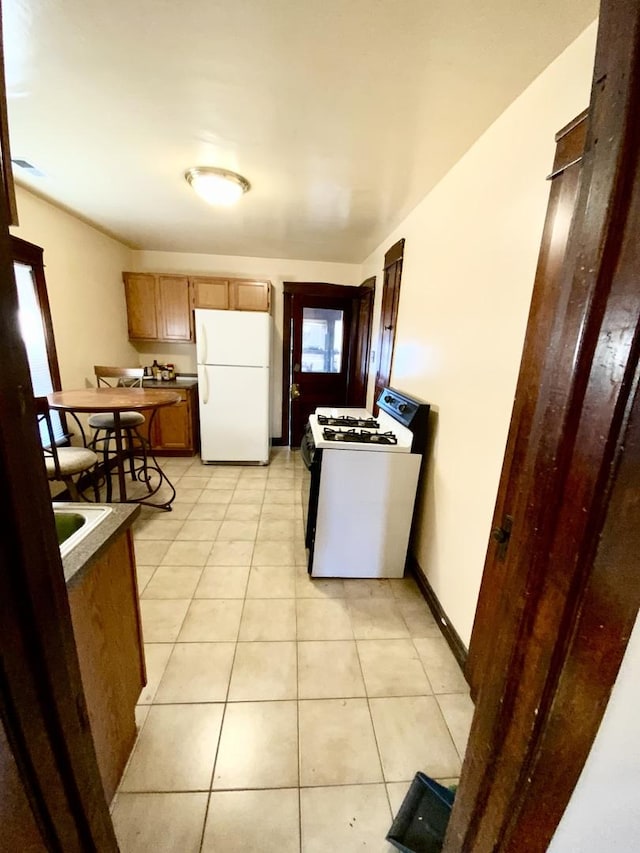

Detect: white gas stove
308,405,414,452
301,388,430,579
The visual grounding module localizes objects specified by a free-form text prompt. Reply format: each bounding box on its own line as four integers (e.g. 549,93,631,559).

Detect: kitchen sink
53,504,112,557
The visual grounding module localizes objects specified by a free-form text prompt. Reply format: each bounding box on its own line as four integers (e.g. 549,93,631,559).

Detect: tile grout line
352,621,394,823
197,475,253,853
294,552,303,853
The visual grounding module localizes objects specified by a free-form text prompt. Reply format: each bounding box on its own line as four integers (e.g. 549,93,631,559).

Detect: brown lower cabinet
67,530,145,803
139,386,200,456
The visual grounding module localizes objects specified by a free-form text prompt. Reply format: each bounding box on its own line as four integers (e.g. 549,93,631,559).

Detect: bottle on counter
152,359,161,380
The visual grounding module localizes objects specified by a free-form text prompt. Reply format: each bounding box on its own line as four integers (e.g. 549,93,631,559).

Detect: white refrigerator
195,309,271,464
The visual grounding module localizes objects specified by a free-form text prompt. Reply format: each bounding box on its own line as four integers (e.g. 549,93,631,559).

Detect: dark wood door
466,111,588,695
290,294,353,445
446,3,640,847
374,239,404,409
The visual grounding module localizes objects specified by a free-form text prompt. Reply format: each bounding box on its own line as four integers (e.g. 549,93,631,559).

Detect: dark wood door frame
374,238,404,411
0,15,117,847
0,216,118,845
281,280,375,446
445,3,640,850
467,110,589,695
347,276,376,407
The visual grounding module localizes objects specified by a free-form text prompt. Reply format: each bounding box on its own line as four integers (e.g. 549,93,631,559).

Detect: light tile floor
111,448,474,852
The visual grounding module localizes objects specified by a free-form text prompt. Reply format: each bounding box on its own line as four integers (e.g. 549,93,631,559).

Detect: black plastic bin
386,772,455,853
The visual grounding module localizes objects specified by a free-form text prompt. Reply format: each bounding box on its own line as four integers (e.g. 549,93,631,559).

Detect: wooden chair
89,366,148,498
35,397,99,501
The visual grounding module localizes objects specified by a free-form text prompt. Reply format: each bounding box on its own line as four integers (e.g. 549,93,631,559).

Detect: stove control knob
384,395,394,404
398,403,408,413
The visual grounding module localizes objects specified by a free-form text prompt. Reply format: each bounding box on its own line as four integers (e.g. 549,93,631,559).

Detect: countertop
141,375,198,389
61,502,140,588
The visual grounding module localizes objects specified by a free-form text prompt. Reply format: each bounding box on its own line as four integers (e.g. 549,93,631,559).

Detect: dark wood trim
547,110,588,180
347,276,376,408
10,236,63,396
466,114,588,698
555,107,589,143
374,249,404,410
359,277,376,291
0,205,118,849
281,290,293,447
384,238,405,268
283,281,356,298
281,281,365,446
407,552,468,673
446,3,640,850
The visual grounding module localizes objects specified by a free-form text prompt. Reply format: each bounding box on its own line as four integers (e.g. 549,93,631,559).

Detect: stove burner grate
322,428,398,445
317,414,380,429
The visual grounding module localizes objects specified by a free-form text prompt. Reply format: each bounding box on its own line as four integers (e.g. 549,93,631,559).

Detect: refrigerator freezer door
195,309,271,367
198,364,270,463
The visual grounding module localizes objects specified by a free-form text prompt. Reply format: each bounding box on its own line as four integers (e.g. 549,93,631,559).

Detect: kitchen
3,2,639,852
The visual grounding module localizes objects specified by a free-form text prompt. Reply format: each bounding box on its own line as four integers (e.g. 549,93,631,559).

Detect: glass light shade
185,167,250,206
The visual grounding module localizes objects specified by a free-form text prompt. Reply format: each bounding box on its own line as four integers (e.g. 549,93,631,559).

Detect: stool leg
126,428,138,481
135,426,153,493
103,430,113,502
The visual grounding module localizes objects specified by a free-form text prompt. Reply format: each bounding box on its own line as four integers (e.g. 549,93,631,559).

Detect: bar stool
89,366,148,499
35,396,99,501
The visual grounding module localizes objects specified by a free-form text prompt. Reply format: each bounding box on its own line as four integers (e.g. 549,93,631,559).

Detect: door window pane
301,307,344,373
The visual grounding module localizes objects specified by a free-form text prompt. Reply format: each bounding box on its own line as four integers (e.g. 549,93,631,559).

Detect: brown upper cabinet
123,272,192,342
192,276,271,312
157,275,192,340
123,272,271,343
191,277,230,310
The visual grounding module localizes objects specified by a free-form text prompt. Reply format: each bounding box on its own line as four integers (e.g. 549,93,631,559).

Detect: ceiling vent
11,159,46,177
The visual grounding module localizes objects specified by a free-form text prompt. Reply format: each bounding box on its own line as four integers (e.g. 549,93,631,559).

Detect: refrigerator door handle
198,321,207,365
202,366,210,405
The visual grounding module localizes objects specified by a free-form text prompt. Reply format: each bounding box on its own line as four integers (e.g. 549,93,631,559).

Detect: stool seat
45,446,98,478
88,411,145,429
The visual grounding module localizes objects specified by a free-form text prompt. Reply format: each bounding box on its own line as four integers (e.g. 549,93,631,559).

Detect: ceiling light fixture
184,166,250,206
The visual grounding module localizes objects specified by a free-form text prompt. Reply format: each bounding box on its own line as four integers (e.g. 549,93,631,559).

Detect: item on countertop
143,365,153,378
152,359,162,380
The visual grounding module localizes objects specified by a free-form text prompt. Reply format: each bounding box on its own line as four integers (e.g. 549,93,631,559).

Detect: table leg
112,411,128,502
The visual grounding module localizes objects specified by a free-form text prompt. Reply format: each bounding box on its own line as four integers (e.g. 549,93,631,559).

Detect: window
301,306,344,373
11,237,64,444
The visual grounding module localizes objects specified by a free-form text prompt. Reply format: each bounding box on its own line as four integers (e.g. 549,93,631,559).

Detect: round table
48,388,181,510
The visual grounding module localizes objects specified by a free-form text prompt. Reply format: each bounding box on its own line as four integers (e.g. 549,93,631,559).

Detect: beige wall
10,187,137,389
130,250,360,437
361,22,598,645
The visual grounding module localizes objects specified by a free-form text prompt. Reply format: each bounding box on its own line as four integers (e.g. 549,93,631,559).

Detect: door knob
290,383,300,400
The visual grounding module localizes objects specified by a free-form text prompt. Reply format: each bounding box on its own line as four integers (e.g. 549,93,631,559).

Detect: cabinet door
192,277,230,309
155,391,192,450
230,279,270,312
123,273,158,339
157,275,193,341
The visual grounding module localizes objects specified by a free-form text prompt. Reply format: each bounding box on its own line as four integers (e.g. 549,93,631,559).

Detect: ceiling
4,0,598,263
